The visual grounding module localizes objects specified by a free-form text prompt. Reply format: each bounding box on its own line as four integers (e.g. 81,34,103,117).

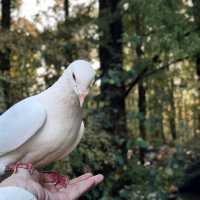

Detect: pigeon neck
49,70,76,98
55,71,70,87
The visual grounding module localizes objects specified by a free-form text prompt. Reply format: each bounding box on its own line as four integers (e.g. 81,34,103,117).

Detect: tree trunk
63,0,76,64
138,81,146,164
153,99,165,143
134,12,147,140
0,0,11,109
134,12,147,164
169,79,177,140
160,112,166,143
64,0,69,19
99,0,127,137
138,82,146,139
191,0,200,134
1,0,11,29
196,57,200,134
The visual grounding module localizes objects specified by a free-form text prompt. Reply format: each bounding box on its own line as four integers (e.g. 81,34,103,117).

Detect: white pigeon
0,60,95,177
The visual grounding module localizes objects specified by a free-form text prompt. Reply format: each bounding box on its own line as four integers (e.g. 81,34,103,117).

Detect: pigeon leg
7,163,33,174
41,171,69,188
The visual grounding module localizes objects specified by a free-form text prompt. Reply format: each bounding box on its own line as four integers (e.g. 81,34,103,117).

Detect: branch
142,56,189,79
93,72,105,85
123,55,189,98
123,67,148,98
182,26,200,38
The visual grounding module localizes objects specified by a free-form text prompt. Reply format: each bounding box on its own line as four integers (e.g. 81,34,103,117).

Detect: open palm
0,169,104,200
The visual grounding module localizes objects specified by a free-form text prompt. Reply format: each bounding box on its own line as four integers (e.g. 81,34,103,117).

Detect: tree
169,79,177,140
64,0,69,19
63,0,75,63
134,8,147,141
99,0,127,139
0,0,11,109
191,0,200,133
122,0,194,144
148,78,166,143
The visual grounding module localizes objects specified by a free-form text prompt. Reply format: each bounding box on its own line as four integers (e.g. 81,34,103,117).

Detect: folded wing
0,99,46,156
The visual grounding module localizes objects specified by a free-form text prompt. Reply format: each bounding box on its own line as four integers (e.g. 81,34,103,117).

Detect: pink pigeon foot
42,171,69,188
7,163,33,174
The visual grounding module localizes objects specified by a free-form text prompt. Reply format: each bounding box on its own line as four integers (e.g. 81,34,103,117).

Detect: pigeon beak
79,91,88,107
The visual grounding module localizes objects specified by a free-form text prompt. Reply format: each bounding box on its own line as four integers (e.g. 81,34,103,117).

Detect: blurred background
0,0,200,199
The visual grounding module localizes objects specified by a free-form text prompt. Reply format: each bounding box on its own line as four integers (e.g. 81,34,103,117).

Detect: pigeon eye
72,72,76,81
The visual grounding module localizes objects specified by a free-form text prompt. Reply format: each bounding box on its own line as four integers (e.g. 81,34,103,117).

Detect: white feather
0,99,46,156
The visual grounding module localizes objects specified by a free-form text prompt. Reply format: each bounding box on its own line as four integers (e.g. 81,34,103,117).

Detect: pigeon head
66,60,95,107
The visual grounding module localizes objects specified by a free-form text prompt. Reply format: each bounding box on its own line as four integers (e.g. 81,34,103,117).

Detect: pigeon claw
42,171,69,188
7,163,33,174
55,175,69,188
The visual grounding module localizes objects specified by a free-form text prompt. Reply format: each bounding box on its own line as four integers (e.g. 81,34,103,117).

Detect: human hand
0,168,104,200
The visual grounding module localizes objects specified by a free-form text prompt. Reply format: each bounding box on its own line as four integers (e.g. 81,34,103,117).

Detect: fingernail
94,174,104,183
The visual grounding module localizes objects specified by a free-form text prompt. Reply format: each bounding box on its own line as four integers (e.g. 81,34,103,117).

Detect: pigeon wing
0,99,46,156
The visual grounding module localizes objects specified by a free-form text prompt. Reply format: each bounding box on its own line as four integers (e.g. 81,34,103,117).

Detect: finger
43,183,60,192
60,174,104,200
69,173,93,184
48,173,93,190
92,174,104,186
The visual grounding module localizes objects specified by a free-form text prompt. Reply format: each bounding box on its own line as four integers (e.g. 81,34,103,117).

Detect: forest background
0,0,200,199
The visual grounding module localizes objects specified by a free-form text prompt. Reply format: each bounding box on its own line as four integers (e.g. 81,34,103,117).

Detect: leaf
135,137,148,149
165,167,174,177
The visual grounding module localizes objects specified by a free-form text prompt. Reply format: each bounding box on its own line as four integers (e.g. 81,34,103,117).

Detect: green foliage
135,137,148,149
